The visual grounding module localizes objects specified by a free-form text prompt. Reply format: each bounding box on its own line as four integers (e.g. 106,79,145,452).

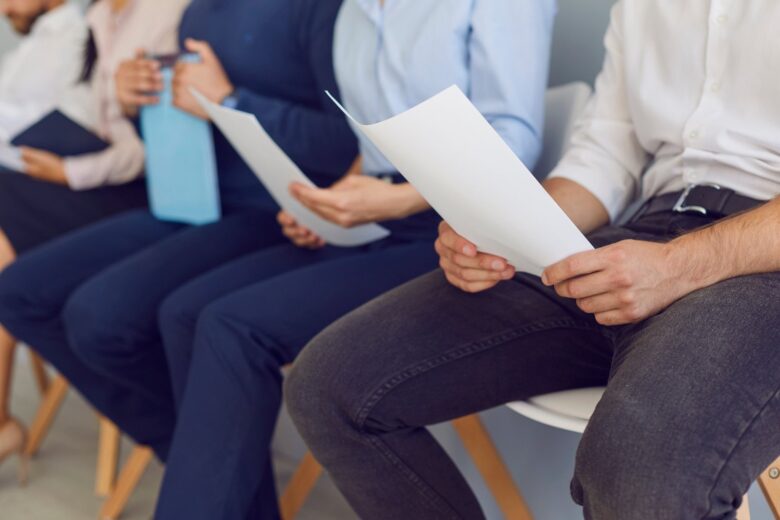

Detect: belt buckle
673,183,721,216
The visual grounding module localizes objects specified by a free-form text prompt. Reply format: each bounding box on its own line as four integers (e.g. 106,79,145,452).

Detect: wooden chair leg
453,415,533,520
95,418,121,497
24,374,69,457
737,494,751,520
28,352,50,395
759,456,780,519
99,446,154,520
280,451,324,520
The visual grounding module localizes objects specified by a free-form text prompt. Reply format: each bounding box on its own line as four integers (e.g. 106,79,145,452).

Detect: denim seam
702,382,780,518
348,317,600,517
354,317,600,427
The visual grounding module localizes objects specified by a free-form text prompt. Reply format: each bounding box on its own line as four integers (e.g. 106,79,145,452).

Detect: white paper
191,89,390,247
0,144,23,172
327,85,593,276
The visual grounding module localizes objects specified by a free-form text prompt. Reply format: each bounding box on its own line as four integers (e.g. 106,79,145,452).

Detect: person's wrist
663,238,723,296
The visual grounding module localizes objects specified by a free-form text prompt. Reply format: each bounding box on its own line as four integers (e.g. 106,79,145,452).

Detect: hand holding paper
327,85,593,276
191,88,390,247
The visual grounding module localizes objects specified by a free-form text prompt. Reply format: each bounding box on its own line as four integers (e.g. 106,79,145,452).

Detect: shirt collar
30,2,83,36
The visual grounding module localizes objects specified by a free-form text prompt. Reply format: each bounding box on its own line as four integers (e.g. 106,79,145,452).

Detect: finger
575,292,622,315
594,310,636,327
185,38,214,61
134,48,146,60
122,93,160,106
438,224,478,257
440,257,511,283
444,271,499,294
542,249,609,287
277,211,296,226
19,147,47,162
291,184,345,211
555,270,620,300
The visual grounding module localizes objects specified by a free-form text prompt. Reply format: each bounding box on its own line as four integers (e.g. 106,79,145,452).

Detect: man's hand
278,211,325,249
21,147,67,185
435,221,516,293
542,239,690,326
290,175,426,227
115,49,164,116
172,39,234,119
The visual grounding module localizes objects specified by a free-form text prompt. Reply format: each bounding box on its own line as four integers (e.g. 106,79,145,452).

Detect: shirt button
710,82,721,93
716,14,729,24
689,130,700,140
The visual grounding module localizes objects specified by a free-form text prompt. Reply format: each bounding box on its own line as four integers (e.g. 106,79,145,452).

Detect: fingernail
491,260,504,271
463,245,476,256
503,269,514,279
541,272,549,285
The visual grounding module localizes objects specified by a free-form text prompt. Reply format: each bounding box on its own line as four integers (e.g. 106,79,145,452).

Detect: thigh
581,272,780,517
0,209,180,314
66,208,285,331
290,269,614,429
196,241,442,364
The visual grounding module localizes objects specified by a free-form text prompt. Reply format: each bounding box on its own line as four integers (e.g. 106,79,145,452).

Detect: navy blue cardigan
179,0,358,210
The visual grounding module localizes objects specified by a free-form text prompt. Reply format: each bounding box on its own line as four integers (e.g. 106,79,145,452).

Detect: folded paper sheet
327,86,593,276
192,89,390,247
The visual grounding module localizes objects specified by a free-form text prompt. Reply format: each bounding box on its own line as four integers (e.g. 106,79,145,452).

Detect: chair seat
507,387,606,434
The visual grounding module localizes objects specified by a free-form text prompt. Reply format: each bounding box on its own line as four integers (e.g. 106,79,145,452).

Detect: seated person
0,0,358,493
148,1,553,519
285,2,780,519
0,0,86,141
0,0,188,479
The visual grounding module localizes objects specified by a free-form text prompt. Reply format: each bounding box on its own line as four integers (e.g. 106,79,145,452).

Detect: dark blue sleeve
231,0,358,178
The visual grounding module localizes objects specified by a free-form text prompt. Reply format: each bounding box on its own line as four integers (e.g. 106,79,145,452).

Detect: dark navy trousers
153,236,439,520
0,203,439,519
0,208,285,458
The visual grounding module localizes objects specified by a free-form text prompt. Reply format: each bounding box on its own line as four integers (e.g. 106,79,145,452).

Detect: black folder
11,110,109,157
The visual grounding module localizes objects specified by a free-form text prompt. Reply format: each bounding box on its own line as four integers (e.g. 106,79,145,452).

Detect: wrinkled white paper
192,89,390,247
327,86,593,276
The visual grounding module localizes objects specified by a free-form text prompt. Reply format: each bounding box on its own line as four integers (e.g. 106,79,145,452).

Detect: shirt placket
680,0,733,185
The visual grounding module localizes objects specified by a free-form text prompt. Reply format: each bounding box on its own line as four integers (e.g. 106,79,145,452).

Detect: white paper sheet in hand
327,86,593,276
191,89,390,247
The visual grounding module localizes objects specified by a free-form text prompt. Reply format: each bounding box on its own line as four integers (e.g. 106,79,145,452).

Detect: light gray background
0,0,771,518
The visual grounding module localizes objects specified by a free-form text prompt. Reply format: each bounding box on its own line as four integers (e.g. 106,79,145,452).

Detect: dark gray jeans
285,211,780,520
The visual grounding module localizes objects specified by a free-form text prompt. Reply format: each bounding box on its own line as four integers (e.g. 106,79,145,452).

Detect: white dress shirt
550,0,780,221
0,2,87,142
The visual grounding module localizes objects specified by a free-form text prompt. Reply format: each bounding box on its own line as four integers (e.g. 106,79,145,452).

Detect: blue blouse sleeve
470,0,557,171
230,0,358,178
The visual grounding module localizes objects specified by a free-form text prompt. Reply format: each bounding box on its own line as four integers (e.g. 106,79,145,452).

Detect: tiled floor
0,353,355,520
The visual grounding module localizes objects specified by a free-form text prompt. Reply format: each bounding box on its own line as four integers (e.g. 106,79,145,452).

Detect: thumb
185,38,215,63
134,48,146,59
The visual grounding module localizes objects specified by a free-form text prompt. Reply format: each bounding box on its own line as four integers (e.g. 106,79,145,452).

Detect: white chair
535,81,592,179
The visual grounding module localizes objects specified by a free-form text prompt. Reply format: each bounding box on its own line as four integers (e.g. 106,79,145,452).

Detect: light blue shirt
334,0,556,176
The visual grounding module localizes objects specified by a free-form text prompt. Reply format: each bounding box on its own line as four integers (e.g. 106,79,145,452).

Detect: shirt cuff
63,156,101,191
548,161,636,223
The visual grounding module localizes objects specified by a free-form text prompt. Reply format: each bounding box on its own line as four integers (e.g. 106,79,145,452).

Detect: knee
62,286,125,366
573,394,706,519
0,259,49,326
285,326,364,450
158,291,200,359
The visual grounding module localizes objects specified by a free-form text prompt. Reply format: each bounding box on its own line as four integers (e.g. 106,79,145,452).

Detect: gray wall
0,1,772,518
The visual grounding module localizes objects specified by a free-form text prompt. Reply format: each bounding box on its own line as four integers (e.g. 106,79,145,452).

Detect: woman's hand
278,211,325,249
290,175,427,228
20,147,67,185
435,221,516,293
172,39,234,120
115,49,164,117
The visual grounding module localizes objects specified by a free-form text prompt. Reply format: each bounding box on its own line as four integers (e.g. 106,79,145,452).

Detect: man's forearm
667,197,780,293
543,177,611,234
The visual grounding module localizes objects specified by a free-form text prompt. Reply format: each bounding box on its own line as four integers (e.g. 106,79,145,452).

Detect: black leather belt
634,184,763,220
